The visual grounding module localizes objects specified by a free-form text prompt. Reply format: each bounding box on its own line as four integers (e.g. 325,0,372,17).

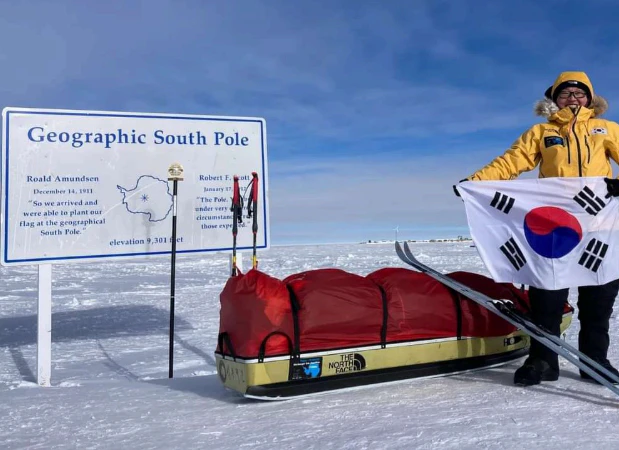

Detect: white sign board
1,107,270,265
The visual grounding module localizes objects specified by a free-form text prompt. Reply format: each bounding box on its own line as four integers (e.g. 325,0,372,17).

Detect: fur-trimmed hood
534,95,609,119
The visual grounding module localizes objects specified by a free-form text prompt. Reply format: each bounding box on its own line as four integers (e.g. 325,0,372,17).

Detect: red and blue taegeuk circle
523,206,582,258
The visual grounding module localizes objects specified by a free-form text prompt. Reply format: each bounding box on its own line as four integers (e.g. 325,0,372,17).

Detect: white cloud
2,1,616,243
0,1,563,138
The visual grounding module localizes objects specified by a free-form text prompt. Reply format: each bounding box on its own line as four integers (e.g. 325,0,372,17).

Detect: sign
1,107,269,265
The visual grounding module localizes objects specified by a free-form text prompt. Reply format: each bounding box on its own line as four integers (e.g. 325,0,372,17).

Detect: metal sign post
37,264,52,386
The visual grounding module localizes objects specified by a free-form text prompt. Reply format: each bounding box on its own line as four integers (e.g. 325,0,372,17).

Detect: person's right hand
604,177,619,198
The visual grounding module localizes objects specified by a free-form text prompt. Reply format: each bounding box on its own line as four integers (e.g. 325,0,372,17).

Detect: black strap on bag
285,284,303,380
217,332,237,361
377,285,388,348
285,284,302,356
447,289,463,340
258,331,294,363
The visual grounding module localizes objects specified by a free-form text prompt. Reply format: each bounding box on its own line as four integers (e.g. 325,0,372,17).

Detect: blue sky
4,0,619,244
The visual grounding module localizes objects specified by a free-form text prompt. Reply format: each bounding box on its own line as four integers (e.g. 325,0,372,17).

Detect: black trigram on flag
500,237,527,270
573,186,606,216
490,191,515,214
578,238,608,273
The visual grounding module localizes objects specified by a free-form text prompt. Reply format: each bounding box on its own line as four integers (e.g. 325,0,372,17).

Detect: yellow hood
548,71,594,100
536,71,607,118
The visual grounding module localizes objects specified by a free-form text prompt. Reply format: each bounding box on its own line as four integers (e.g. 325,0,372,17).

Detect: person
457,71,619,386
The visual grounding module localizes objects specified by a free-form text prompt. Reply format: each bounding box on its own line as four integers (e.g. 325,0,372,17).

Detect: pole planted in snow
230,175,242,276
167,162,184,379
248,172,259,270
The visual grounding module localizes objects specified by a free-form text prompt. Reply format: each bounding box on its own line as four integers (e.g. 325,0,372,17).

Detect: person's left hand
604,177,619,198
453,179,469,198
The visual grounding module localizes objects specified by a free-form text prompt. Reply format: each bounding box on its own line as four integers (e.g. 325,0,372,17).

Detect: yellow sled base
216,313,572,401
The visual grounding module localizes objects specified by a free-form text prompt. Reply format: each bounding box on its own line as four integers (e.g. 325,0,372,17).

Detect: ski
395,241,619,397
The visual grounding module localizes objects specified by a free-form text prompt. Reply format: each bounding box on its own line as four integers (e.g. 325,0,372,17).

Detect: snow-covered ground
1,241,618,449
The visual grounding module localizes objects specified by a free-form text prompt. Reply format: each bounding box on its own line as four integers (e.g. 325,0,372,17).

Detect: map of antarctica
117,175,173,222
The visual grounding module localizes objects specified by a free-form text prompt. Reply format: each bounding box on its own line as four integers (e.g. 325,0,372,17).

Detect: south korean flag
457,177,619,290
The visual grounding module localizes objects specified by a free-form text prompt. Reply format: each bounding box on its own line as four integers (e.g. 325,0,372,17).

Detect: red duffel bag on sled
217,267,537,359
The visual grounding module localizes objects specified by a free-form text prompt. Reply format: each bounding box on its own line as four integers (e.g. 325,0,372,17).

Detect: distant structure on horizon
362,236,473,245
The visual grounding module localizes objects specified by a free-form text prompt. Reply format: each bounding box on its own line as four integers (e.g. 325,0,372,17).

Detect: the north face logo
327,353,367,374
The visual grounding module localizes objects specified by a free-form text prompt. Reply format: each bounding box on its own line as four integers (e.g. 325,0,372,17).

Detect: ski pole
247,172,259,270
230,175,242,276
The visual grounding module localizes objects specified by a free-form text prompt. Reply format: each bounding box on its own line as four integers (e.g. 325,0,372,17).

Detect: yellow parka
468,72,619,181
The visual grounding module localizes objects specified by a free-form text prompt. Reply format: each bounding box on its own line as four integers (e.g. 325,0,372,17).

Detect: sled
214,267,573,400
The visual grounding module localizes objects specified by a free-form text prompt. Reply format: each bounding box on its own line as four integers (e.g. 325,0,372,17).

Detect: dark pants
528,279,619,371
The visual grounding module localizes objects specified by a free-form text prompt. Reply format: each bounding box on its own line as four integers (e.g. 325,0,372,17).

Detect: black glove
604,177,619,198
453,179,468,198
